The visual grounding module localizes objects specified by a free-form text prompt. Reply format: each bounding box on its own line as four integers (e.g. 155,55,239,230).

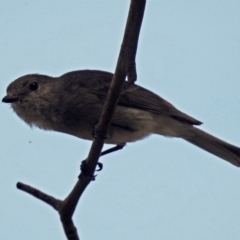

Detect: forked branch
17,1,146,239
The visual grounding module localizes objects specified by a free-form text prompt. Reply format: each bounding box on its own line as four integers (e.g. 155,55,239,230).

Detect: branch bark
17,1,146,239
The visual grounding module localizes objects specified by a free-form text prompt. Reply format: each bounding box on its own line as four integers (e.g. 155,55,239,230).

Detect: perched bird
2,70,240,166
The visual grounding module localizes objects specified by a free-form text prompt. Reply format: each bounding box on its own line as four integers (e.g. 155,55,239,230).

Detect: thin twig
60,0,146,220
17,1,146,239
17,182,62,211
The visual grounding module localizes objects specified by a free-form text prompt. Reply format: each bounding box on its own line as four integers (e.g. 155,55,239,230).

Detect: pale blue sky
1,1,240,240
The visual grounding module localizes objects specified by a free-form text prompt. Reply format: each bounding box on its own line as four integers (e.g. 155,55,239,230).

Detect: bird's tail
183,127,240,167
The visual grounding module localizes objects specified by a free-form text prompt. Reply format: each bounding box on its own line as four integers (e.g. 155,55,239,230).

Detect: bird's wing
62,70,202,126
119,84,202,125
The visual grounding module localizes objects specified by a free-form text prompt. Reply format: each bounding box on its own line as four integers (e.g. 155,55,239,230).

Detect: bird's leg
100,144,126,156
80,144,126,180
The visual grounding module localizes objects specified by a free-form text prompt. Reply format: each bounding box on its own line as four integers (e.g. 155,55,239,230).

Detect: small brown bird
2,70,240,166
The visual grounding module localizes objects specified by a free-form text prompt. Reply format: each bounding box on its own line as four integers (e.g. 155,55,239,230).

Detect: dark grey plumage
2,70,240,166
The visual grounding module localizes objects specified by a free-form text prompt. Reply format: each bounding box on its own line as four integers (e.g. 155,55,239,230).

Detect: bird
2,70,240,167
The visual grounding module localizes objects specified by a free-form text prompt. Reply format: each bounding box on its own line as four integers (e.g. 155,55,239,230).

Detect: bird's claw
79,160,103,181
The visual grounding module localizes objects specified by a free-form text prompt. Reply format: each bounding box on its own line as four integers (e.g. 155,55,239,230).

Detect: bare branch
17,182,62,211
122,0,146,83
17,182,80,239
60,0,146,220
17,1,146,239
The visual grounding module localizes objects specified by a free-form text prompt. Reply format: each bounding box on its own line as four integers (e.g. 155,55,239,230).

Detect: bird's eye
29,82,38,91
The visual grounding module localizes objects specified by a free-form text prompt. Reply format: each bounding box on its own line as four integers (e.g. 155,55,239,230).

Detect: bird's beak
2,95,19,103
